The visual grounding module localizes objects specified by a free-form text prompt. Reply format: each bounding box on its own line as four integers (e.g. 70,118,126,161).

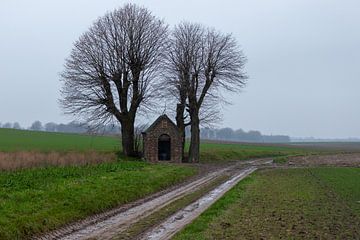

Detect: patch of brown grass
0,151,117,171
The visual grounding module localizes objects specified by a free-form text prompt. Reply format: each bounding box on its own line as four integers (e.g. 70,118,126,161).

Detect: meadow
0,128,119,152
174,167,360,239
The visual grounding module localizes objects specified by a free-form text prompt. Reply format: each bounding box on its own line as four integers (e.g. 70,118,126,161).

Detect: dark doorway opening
158,134,171,160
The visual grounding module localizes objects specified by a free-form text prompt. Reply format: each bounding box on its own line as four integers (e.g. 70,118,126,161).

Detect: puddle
142,167,257,240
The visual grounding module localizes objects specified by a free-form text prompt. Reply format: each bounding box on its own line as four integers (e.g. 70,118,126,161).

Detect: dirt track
36,159,272,240
36,154,360,240
60,168,230,240
141,167,257,240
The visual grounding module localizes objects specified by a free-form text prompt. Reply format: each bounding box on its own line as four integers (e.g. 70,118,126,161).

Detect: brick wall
143,116,182,163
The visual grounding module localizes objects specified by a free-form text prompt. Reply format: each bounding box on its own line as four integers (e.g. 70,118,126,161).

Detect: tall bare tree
164,22,247,162
60,4,168,156
162,23,204,161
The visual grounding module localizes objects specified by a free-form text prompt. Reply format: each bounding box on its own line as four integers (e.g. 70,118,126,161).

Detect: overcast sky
0,0,359,138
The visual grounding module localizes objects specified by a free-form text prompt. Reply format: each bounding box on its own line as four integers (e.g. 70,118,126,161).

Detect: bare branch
60,4,168,156
161,22,247,162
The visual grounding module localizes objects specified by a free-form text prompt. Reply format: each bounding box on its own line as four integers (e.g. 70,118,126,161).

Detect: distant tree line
0,121,289,143
0,122,22,130
197,127,290,143
0,121,120,135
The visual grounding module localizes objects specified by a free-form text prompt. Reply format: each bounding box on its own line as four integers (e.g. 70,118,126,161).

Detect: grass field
0,129,323,163
0,128,119,152
199,142,310,162
0,161,196,239
174,167,360,239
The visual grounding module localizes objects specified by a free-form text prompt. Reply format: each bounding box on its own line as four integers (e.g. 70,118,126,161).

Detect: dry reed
0,151,117,171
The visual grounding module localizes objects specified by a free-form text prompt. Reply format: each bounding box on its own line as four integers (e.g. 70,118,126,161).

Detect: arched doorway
158,134,171,160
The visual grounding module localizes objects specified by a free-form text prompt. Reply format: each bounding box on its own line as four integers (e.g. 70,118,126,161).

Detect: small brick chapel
142,114,182,162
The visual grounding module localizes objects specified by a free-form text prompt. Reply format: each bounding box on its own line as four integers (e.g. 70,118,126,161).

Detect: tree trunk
176,103,186,162
120,117,135,157
188,109,200,163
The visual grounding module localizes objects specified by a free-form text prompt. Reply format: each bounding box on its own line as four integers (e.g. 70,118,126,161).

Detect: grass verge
0,161,197,239
173,167,360,239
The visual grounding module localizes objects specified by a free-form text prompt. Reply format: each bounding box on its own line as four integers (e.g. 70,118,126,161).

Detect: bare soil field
290,142,360,152
287,153,360,167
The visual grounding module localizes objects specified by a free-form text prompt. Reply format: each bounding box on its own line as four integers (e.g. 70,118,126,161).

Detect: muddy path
140,166,257,240
36,159,272,240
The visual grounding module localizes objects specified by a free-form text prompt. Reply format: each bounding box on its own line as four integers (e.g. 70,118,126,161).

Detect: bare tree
162,23,204,161
13,122,21,129
29,121,43,131
60,4,168,156
164,22,247,162
2,122,12,129
45,122,58,132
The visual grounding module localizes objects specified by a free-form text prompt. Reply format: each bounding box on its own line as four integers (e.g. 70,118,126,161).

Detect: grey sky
0,0,359,138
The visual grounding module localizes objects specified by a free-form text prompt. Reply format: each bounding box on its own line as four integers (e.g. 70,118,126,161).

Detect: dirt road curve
37,159,271,240
141,167,257,240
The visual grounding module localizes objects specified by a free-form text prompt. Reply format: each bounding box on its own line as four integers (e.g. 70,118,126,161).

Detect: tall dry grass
0,151,117,171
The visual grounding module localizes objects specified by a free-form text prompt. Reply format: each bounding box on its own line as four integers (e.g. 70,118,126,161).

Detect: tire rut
36,159,272,240
140,167,257,240
36,164,234,239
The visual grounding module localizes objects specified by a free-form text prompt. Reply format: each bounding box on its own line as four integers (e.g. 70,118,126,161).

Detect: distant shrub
273,156,289,164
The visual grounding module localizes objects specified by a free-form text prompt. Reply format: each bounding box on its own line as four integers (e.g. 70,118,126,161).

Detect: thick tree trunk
188,109,200,163
176,103,186,162
120,117,135,157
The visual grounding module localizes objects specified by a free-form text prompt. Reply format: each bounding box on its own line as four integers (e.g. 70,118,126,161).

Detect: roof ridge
143,114,179,134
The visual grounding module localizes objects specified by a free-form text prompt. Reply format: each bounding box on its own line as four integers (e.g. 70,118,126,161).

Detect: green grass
198,142,312,163
0,161,197,239
311,167,360,214
0,128,119,152
174,167,360,239
273,155,289,164
0,129,319,163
